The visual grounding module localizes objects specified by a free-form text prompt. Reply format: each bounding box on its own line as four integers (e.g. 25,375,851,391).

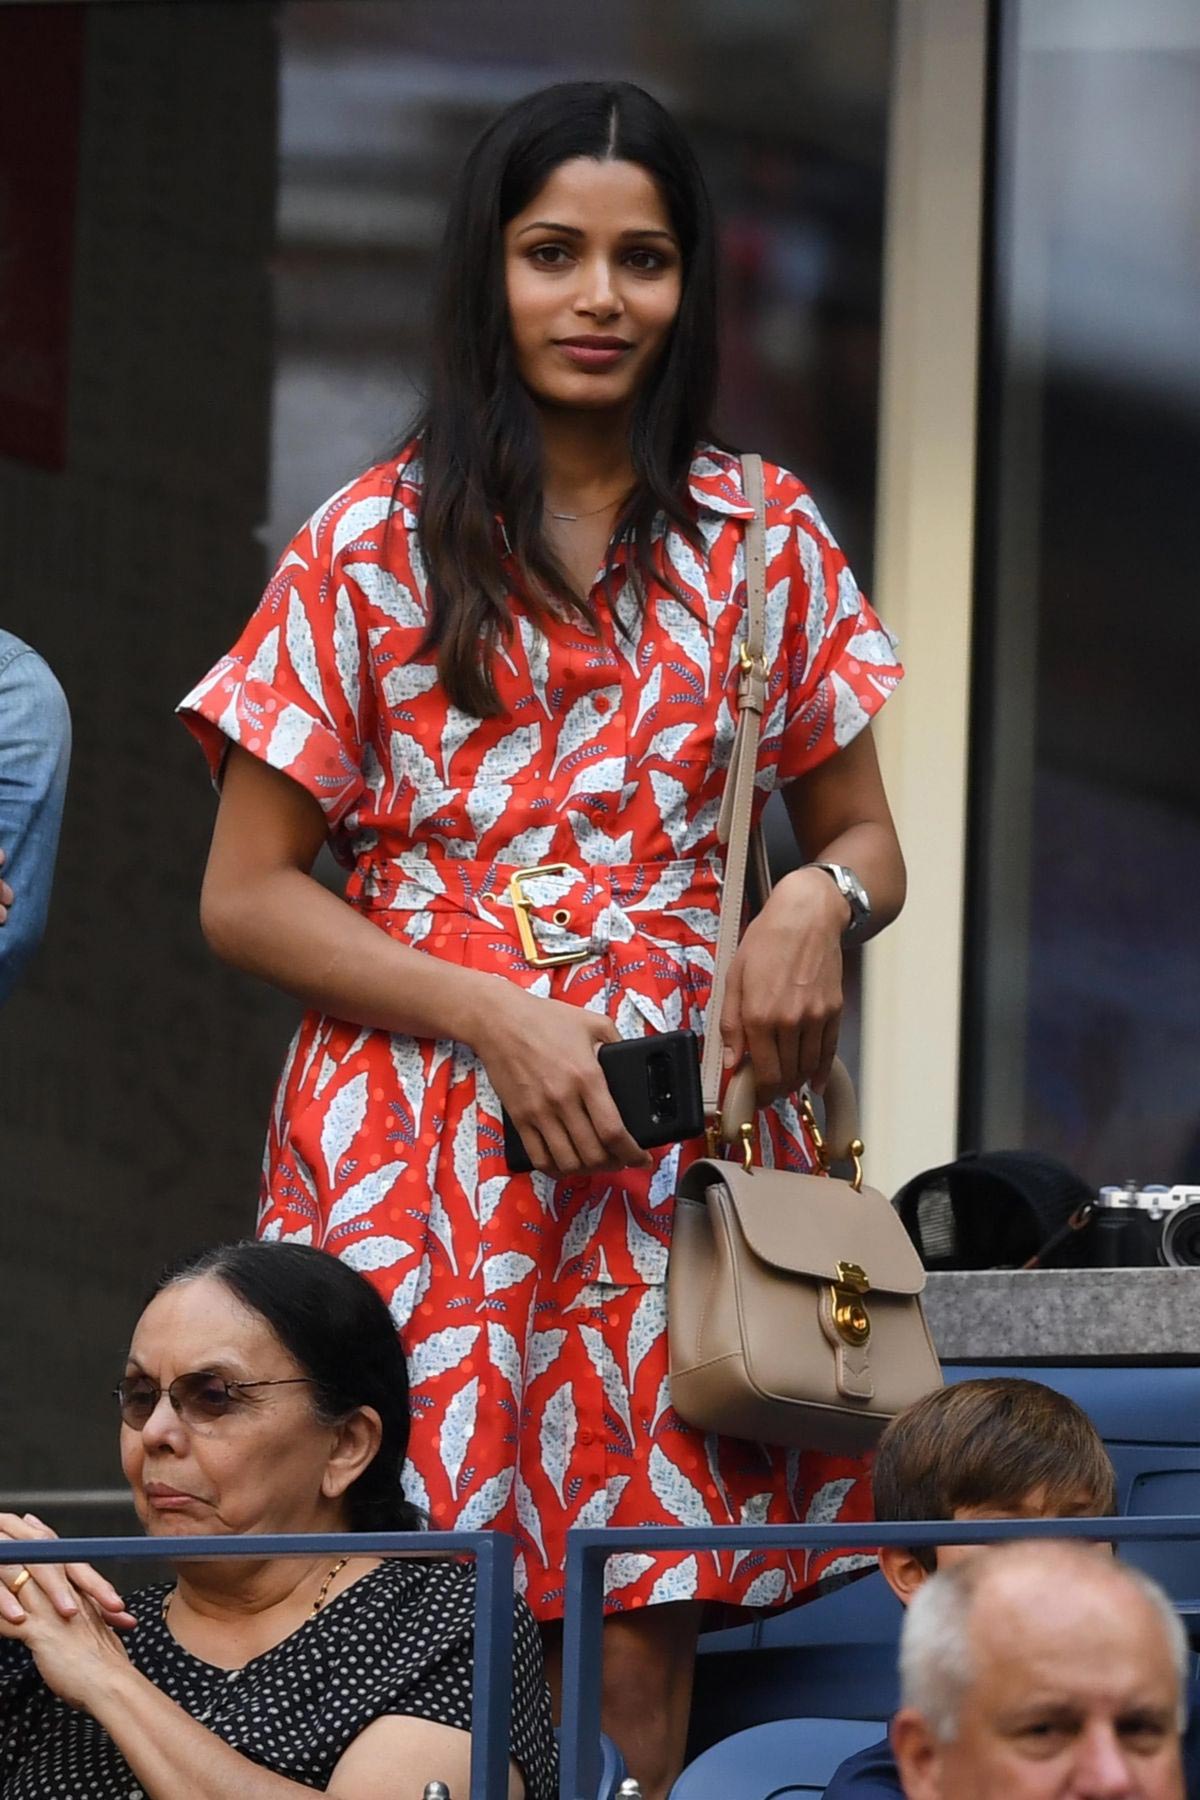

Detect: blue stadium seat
688,1360,1200,1757
668,1718,885,1798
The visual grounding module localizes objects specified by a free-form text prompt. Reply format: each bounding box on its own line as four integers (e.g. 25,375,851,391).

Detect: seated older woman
0,1242,556,1798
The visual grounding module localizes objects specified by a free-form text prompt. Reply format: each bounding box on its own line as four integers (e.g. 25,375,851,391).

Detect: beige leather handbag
666,453,942,1455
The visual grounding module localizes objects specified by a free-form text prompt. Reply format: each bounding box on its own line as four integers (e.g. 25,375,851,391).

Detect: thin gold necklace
545,488,631,522
162,1555,350,1622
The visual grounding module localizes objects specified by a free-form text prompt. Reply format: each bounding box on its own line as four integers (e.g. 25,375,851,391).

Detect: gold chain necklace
162,1555,350,1622
545,488,631,522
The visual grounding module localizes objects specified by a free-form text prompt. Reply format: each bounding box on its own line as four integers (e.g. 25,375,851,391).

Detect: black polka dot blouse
0,1558,557,1797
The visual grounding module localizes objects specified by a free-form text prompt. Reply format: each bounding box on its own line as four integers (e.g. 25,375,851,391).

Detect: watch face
823,863,870,930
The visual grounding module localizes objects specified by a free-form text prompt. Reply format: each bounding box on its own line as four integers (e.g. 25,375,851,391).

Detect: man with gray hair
892,1541,1187,1799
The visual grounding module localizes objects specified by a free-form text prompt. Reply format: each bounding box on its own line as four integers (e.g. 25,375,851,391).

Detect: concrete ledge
922,1267,1200,1362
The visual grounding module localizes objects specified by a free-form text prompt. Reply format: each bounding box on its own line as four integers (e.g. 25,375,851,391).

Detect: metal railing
558,1513,1200,1800
12,1529,513,1800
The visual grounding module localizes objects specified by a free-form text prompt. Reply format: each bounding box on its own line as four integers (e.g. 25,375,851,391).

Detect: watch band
813,862,871,943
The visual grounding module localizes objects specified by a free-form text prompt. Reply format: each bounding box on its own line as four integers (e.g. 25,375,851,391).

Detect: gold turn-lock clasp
508,864,591,968
830,1260,871,1348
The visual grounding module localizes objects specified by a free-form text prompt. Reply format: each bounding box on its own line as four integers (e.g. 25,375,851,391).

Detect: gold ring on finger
8,1568,32,1595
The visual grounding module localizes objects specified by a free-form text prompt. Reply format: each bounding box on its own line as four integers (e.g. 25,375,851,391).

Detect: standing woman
181,82,905,1799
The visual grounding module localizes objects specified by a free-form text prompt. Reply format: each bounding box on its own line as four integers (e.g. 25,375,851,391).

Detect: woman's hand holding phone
474,986,653,1177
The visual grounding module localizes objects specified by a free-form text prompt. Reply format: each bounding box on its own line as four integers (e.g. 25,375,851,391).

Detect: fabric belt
345,851,723,969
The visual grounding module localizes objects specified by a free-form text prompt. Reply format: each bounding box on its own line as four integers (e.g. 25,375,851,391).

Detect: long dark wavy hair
157,1242,423,1533
413,80,721,716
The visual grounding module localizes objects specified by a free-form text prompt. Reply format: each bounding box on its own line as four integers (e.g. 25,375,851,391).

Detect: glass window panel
964,0,1200,1191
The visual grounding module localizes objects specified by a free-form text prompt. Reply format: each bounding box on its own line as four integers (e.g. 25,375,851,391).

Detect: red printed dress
179,443,902,1621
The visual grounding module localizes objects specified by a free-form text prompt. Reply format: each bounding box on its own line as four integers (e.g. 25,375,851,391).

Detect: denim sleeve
0,633,72,1005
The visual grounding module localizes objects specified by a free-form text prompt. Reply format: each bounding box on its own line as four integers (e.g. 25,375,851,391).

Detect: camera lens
1161,1203,1200,1268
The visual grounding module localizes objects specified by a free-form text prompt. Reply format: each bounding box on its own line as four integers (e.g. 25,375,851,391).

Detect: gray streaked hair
899,1542,1189,1744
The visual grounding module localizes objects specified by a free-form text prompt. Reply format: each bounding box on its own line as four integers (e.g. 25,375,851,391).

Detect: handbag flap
679,1157,928,1296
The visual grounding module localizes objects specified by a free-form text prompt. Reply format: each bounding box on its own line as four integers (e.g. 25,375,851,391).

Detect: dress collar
684,445,757,519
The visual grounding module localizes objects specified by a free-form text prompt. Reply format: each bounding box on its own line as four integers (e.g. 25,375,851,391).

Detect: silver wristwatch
812,862,871,944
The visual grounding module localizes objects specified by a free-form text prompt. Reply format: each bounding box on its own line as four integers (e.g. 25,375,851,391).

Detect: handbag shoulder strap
701,453,860,1161
700,453,768,1119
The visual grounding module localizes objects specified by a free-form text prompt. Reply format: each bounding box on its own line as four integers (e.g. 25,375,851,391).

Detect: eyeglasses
114,1372,315,1429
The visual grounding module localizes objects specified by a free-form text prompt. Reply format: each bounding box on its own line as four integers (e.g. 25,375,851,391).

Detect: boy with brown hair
824,1376,1119,1796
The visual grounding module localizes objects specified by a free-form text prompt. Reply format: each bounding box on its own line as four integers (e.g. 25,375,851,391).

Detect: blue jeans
0,630,71,1005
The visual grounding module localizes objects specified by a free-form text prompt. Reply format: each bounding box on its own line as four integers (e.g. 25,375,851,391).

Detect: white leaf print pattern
847,624,898,666
518,616,553,718
439,705,484,783
389,732,453,829
604,1553,656,1595
805,1478,856,1524
402,1456,431,1518
382,661,440,708
655,596,710,692
647,772,722,856
665,530,713,604
329,493,393,561
482,1251,535,1295
266,703,315,767
286,587,329,720
647,1147,681,1212
427,1186,458,1275
564,755,625,800
649,1446,711,1525
831,670,871,747
321,1161,405,1236
549,689,620,779
526,1329,567,1385
637,723,695,765
487,1323,522,1394
343,558,424,626
540,1383,578,1506
742,1568,787,1607
388,1255,431,1331
389,1037,428,1143
452,1097,479,1220
649,1556,699,1604
455,1467,514,1531
338,1235,413,1274
568,814,634,864
627,862,695,914
624,1201,667,1283
408,1325,480,1385
578,1325,633,1441
516,1468,548,1566
320,1072,369,1188
554,1191,608,1280
627,1287,666,1392
477,1175,509,1229
247,627,280,686
631,663,662,734
439,1377,480,1493
610,578,645,673
498,825,554,870
331,585,361,727
650,1374,673,1431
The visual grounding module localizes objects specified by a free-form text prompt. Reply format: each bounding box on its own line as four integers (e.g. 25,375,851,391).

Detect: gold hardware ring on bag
508,864,591,967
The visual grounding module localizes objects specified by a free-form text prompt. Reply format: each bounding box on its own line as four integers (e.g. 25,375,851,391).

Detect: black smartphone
501,1029,704,1174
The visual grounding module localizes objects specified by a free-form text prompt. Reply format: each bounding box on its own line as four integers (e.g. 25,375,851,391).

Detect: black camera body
1086,1183,1200,1268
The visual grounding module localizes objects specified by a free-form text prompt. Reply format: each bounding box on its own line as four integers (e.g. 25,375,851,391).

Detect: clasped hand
0,1511,135,1709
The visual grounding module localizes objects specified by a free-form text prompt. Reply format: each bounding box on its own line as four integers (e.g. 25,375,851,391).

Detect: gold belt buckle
508,863,590,967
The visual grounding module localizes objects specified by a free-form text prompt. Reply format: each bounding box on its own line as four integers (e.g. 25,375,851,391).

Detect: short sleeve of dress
177,473,387,851
775,493,903,784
